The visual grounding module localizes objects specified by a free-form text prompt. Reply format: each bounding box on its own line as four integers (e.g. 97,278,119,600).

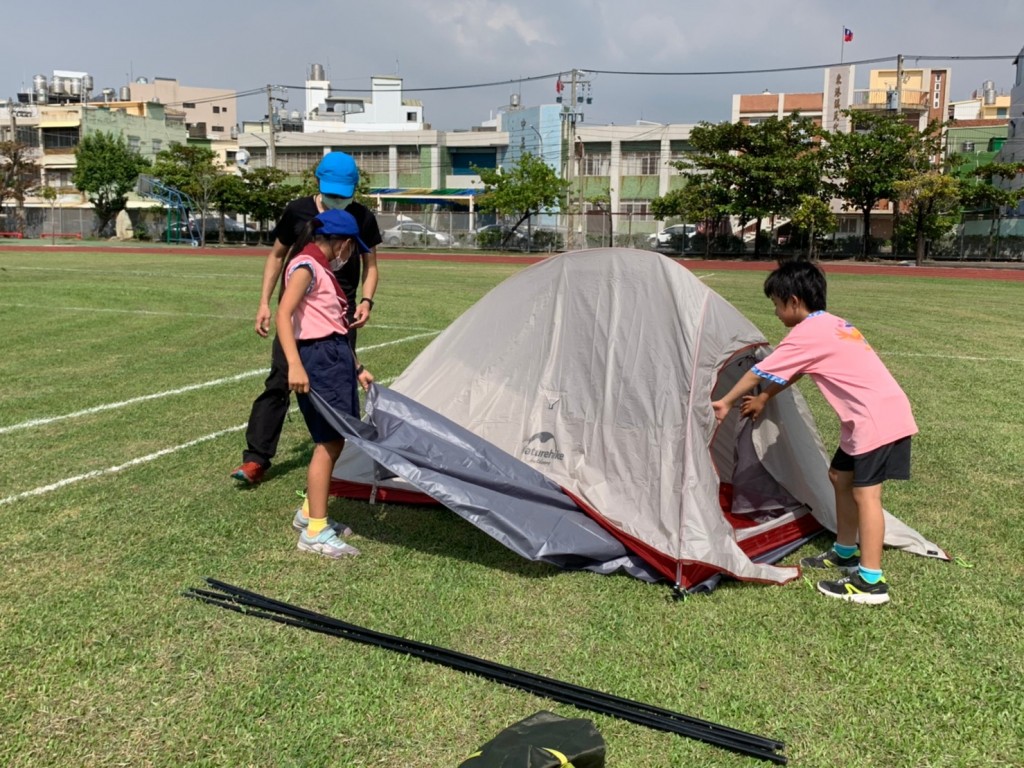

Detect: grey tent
329,248,946,590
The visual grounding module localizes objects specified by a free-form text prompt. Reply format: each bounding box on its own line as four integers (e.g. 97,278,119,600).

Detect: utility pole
895,54,904,115
559,68,592,250
266,84,276,169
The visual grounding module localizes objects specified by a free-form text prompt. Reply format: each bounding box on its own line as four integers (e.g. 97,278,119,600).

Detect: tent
328,248,947,591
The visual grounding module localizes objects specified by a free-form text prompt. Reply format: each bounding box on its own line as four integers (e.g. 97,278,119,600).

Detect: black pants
242,324,357,468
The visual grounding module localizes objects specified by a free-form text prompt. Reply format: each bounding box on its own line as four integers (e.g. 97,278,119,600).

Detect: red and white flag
843,27,853,42
555,78,564,94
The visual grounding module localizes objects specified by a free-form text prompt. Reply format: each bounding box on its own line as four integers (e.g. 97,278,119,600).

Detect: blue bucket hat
315,152,359,197
313,209,370,253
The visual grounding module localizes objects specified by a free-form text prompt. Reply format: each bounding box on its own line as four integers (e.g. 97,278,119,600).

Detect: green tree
152,143,220,245
72,131,150,236
1,140,40,234
211,173,248,244
676,114,823,258
240,167,299,238
476,152,570,245
650,177,731,258
893,171,961,265
790,194,837,260
822,112,942,260
958,161,1024,261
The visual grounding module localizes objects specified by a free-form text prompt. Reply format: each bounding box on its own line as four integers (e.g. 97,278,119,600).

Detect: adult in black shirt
232,153,382,484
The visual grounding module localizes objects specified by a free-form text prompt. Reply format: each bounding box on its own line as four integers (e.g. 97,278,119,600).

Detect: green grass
1,249,1022,767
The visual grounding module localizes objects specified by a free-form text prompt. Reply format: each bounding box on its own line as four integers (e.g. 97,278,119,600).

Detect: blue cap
313,209,370,253
315,152,359,197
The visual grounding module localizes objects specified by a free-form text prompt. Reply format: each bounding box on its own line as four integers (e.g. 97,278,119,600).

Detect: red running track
4,243,1024,281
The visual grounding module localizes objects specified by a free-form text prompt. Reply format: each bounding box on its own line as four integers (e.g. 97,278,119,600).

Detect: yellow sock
301,496,310,520
306,516,328,536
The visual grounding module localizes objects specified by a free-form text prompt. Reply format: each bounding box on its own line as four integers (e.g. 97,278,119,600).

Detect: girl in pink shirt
277,209,374,559
712,261,916,605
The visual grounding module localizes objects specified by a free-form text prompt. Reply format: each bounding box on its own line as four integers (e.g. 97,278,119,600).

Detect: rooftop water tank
119,85,131,101
82,74,94,92
311,63,326,81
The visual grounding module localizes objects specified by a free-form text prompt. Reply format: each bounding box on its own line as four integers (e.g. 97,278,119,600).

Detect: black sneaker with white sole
800,548,860,571
817,573,890,605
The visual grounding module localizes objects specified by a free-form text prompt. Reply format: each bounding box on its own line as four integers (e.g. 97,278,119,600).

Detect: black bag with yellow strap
459,711,606,767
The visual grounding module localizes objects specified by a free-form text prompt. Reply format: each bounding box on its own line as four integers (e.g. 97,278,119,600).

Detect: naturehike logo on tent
522,431,565,464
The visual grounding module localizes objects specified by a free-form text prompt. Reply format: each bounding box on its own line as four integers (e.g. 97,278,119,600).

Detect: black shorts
294,334,359,444
831,436,912,487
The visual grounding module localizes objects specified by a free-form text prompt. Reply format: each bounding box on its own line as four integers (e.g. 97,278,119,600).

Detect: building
303,65,424,132
127,77,237,141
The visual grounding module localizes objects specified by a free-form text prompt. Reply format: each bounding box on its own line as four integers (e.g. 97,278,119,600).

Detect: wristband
355,364,365,375
360,297,374,309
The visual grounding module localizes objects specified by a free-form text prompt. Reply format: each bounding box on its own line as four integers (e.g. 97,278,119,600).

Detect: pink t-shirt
285,247,349,341
752,311,917,455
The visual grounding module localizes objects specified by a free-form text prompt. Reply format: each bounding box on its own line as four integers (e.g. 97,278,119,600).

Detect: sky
5,0,1023,130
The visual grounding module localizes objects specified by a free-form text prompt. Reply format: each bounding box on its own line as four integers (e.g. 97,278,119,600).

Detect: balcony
850,89,931,113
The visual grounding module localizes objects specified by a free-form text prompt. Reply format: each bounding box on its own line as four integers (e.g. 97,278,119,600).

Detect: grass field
1,246,1022,767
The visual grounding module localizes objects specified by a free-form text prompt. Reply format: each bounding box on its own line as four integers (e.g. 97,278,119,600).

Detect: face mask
321,194,353,210
328,241,353,271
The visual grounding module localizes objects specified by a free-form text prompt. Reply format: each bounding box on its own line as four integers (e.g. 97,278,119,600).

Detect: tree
651,177,731,258
822,112,942,260
1,140,42,234
151,143,220,245
476,152,570,245
211,173,248,244
72,131,150,236
240,167,299,238
676,114,823,258
789,194,837,260
958,161,1024,261
893,172,961,265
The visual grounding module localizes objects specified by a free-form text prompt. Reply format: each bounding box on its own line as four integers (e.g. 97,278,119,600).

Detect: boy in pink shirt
712,261,917,605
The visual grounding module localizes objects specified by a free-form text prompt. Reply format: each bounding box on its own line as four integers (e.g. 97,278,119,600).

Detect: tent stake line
184,579,787,764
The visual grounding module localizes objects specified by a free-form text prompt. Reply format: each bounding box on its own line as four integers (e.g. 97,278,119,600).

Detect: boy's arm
739,375,802,421
275,268,312,393
711,370,763,422
255,239,290,337
350,249,379,328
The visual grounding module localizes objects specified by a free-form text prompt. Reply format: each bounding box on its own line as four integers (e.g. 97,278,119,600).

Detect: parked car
472,224,527,250
648,223,696,253
381,222,456,247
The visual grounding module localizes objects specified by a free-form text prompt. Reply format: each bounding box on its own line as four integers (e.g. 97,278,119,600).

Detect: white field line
0,333,437,436
6,303,439,332
2,266,245,279
0,376,399,507
877,351,1024,364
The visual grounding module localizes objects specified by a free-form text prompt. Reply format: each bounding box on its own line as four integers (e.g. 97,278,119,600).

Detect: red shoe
231,461,266,485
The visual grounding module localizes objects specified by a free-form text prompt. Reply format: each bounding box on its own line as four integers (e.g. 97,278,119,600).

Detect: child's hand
740,393,768,421
288,364,310,394
357,367,375,392
711,399,731,423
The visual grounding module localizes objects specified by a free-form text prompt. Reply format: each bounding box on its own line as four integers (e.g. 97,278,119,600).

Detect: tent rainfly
326,248,947,592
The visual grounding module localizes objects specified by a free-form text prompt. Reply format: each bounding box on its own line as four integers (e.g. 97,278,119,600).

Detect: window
619,200,652,220
276,151,326,174
621,151,661,175
212,106,221,114
152,139,162,153
397,149,420,174
838,217,859,235
182,102,196,109
997,107,1008,118
581,151,610,176
347,150,389,174
211,126,224,132
128,135,140,152
406,111,417,122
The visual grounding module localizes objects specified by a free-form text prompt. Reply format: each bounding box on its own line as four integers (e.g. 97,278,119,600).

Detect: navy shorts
831,436,912,487
294,334,359,444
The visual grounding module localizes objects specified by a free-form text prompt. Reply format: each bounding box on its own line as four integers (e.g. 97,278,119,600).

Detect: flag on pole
556,78,564,94
843,27,853,42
